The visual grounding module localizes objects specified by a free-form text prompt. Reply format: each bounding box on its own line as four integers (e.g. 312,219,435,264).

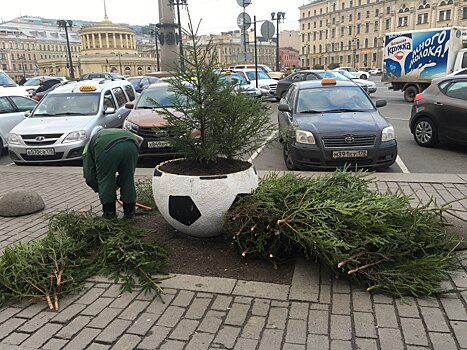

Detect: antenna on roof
103,0,108,21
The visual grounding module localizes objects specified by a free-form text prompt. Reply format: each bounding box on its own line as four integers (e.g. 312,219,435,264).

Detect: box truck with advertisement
382,27,467,102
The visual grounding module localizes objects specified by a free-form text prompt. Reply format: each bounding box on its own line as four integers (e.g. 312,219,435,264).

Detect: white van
0,70,29,97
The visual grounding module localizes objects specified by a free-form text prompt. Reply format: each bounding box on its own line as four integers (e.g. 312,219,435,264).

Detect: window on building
356,54,359,63
313,45,316,53
341,26,345,36
308,10,310,17
348,40,352,49
374,37,378,47
439,0,453,5
358,12,361,20
350,0,353,7
349,13,353,21
399,4,409,13
358,0,361,5
308,23,310,29
417,13,429,23
366,10,370,18
357,24,361,34
386,18,391,29
320,8,323,14
13,64,16,71
314,9,317,15
314,22,317,28
325,30,329,39
332,17,336,24
320,31,323,40
333,3,336,11
386,6,391,14
348,55,351,63
373,53,377,62
374,21,379,31
342,2,345,9
398,16,409,26
341,42,344,50
349,25,352,35
314,32,317,40
463,7,467,19
302,23,305,30
332,28,336,38
366,23,369,32
302,34,305,42
356,39,360,49
365,38,369,48
418,0,430,9
308,33,311,41
439,9,451,21
375,9,379,16
341,15,345,22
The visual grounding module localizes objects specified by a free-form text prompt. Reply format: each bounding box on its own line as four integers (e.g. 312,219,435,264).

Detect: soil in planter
136,213,295,285
159,158,252,176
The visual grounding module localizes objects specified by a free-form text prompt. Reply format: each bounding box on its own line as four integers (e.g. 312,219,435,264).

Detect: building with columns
298,0,467,70
78,16,157,77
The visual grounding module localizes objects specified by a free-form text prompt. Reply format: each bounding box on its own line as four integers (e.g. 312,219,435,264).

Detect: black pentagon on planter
229,193,250,211
168,195,201,226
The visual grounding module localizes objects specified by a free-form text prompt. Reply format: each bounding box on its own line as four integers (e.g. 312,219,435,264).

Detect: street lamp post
57,20,75,79
271,12,285,72
116,54,123,75
150,25,161,71
168,0,187,71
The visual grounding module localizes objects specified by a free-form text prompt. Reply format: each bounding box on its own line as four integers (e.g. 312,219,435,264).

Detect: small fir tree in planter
152,18,276,237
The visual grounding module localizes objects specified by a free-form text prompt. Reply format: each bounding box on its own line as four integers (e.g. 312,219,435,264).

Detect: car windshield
0,71,17,87
334,70,354,79
33,93,101,117
137,86,180,108
23,77,42,86
221,74,249,86
296,86,374,113
316,71,349,80
127,77,142,89
244,70,271,80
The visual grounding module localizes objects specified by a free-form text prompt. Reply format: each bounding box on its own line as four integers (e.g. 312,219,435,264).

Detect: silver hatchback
8,79,136,164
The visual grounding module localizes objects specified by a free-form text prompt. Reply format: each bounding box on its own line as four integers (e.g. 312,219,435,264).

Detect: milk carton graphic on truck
383,27,467,102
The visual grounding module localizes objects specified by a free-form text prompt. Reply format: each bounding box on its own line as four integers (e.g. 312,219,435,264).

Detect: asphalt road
1,76,467,173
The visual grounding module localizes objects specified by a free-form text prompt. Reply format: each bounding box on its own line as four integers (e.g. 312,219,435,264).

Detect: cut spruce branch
225,170,466,298
0,210,168,310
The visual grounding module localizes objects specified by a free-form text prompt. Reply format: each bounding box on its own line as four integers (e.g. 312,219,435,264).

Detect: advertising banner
384,29,451,79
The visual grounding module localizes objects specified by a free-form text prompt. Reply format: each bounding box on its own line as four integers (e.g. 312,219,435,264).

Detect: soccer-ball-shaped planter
152,159,259,237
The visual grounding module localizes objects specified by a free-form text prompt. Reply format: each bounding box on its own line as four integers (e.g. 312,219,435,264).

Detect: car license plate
26,148,55,156
147,141,170,148
332,150,367,159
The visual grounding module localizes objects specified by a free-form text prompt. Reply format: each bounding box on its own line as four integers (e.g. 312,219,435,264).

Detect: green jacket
82,129,139,192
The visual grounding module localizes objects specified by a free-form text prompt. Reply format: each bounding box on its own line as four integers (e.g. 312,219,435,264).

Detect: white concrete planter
152,159,258,237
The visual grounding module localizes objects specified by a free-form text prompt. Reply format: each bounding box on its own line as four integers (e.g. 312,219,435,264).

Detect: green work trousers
95,140,139,205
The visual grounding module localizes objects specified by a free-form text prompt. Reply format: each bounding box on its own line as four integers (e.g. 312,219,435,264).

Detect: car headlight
8,133,21,145
63,130,87,143
381,126,395,142
123,119,139,132
295,130,316,144
259,85,271,90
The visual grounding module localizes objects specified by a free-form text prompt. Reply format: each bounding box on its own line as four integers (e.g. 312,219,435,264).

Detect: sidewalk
0,166,466,350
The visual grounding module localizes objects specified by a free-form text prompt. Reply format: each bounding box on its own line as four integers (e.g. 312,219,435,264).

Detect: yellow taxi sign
321,78,337,85
223,71,232,75
79,85,97,91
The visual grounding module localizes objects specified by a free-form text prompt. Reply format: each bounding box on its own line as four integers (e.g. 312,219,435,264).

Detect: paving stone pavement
0,167,466,350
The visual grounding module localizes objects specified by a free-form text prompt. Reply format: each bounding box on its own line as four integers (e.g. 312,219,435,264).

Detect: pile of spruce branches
225,170,465,298
0,211,168,310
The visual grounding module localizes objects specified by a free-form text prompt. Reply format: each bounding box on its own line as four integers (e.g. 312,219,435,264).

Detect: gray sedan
278,79,397,170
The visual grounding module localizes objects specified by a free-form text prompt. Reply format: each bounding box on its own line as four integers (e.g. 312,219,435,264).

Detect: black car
275,70,348,101
127,76,161,93
278,78,397,170
410,75,467,147
31,78,65,101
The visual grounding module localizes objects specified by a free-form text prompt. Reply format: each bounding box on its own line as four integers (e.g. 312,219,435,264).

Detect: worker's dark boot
123,202,136,220
102,202,116,218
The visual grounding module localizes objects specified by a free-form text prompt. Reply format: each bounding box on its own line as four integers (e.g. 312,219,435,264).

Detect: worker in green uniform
83,128,140,219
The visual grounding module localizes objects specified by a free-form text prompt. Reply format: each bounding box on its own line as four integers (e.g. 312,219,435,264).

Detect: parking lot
1,77,467,174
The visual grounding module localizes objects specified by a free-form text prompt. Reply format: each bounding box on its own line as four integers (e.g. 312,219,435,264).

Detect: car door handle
434,102,443,106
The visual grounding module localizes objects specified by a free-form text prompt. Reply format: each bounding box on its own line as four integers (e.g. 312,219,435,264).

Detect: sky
0,0,309,35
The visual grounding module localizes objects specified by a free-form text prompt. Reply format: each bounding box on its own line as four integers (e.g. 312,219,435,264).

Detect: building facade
299,0,467,69
280,47,300,69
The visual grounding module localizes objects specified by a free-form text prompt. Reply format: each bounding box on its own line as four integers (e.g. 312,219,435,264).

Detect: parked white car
334,70,377,93
0,70,29,97
333,67,370,79
369,68,383,75
232,69,278,98
0,95,38,151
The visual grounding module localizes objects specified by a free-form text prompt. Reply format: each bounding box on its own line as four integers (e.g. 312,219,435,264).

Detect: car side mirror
278,104,291,112
125,102,134,109
104,107,116,115
24,110,31,117
375,100,387,108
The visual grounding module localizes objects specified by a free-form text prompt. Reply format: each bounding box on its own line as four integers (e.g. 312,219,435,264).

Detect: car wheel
404,86,418,102
360,74,367,79
283,142,298,170
413,117,438,147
